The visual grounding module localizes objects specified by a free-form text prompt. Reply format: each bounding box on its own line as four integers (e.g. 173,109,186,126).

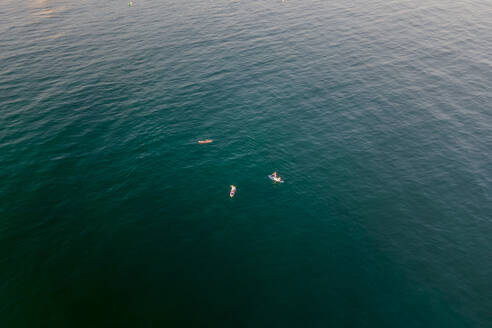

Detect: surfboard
268,175,284,183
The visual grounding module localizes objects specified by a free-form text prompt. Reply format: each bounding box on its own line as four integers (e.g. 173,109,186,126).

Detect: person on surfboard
271,171,282,182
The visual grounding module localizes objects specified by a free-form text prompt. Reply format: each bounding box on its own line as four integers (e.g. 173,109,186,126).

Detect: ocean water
1,0,491,326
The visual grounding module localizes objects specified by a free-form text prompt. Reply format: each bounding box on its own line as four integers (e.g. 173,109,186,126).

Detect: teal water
1,0,492,326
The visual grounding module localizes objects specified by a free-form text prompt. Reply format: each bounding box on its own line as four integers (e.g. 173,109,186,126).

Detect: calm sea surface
1,0,491,326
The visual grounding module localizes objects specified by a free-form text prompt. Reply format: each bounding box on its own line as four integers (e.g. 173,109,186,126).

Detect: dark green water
1,0,491,326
